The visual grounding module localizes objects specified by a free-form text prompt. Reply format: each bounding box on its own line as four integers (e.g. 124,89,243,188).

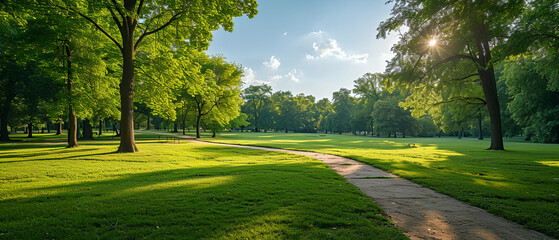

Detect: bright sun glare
429,39,437,47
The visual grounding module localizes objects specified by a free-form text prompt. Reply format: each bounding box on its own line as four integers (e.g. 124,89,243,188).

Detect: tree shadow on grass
0,163,405,240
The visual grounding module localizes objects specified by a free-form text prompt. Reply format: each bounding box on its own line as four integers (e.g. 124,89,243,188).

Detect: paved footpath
178,135,554,240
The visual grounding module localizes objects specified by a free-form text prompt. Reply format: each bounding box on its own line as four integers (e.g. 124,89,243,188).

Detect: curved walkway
173,135,552,240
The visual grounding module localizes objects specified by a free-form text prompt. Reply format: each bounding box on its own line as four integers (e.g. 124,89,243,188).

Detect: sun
429,39,437,47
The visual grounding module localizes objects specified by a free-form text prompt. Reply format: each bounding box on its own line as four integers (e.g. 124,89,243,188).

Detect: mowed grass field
0,133,406,240
205,132,559,238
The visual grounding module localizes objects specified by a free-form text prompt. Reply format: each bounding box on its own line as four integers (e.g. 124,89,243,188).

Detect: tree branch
434,96,486,106
136,0,145,17
48,3,123,51
136,66,168,87
108,7,122,31
134,11,183,51
430,54,478,70
110,0,125,20
451,73,480,82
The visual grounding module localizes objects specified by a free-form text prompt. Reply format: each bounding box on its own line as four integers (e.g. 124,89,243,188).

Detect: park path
165,134,553,240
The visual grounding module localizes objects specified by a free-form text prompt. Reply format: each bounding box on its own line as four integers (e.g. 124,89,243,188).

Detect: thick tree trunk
480,72,503,148
173,123,178,133
27,123,33,138
67,106,78,148
117,22,138,153
82,118,93,139
212,131,216,138
66,45,78,148
474,23,504,150
196,115,202,138
41,127,44,134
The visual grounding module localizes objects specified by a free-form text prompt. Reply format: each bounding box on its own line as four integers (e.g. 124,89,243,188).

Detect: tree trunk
173,123,178,133
82,118,93,139
47,122,50,133
196,115,202,138
388,132,391,138
56,121,62,135
212,131,216,138
0,101,10,141
113,122,120,136
41,127,44,134
474,23,504,150
117,14,138,153
66,45,78,148
27,123,33,138
182,119,186,135
478,113,483,140
99,119,103,136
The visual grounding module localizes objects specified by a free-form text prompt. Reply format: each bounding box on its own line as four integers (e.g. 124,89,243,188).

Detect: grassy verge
0,133,406,239
204,132,559,238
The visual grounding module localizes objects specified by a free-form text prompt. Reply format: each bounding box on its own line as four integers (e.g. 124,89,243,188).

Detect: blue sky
206,0,398,100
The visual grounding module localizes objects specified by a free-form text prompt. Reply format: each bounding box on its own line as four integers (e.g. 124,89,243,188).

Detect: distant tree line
239,63,558,143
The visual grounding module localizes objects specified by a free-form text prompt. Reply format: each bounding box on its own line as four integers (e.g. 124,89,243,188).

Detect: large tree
330,88,354,134
502,56,559,143
378,0,526,150
352,73,382,135
35,0,257,152
183,53,243,139
242,84,272,132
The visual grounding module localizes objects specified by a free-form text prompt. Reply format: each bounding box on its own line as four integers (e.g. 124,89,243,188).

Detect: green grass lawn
0,133,406,240
204,132,559,238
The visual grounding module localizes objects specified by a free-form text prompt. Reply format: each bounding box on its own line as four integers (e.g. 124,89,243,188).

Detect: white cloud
307,39,368,64
263,56,281,70
270,74,283,81
242,67,268,85
283,32,288,36
286,69,301,83
308,30,326,38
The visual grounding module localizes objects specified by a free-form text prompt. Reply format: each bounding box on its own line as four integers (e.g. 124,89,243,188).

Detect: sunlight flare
429,38,437,47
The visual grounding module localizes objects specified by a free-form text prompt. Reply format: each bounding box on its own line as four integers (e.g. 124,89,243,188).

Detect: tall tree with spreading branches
31,0,257,152
378,0,525,150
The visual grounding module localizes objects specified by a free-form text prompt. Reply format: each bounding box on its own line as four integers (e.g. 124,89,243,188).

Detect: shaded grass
0,133,406,239
204,132,559,238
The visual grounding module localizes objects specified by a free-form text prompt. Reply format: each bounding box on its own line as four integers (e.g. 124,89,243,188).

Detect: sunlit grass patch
0,133,406,239
206,132,559,238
